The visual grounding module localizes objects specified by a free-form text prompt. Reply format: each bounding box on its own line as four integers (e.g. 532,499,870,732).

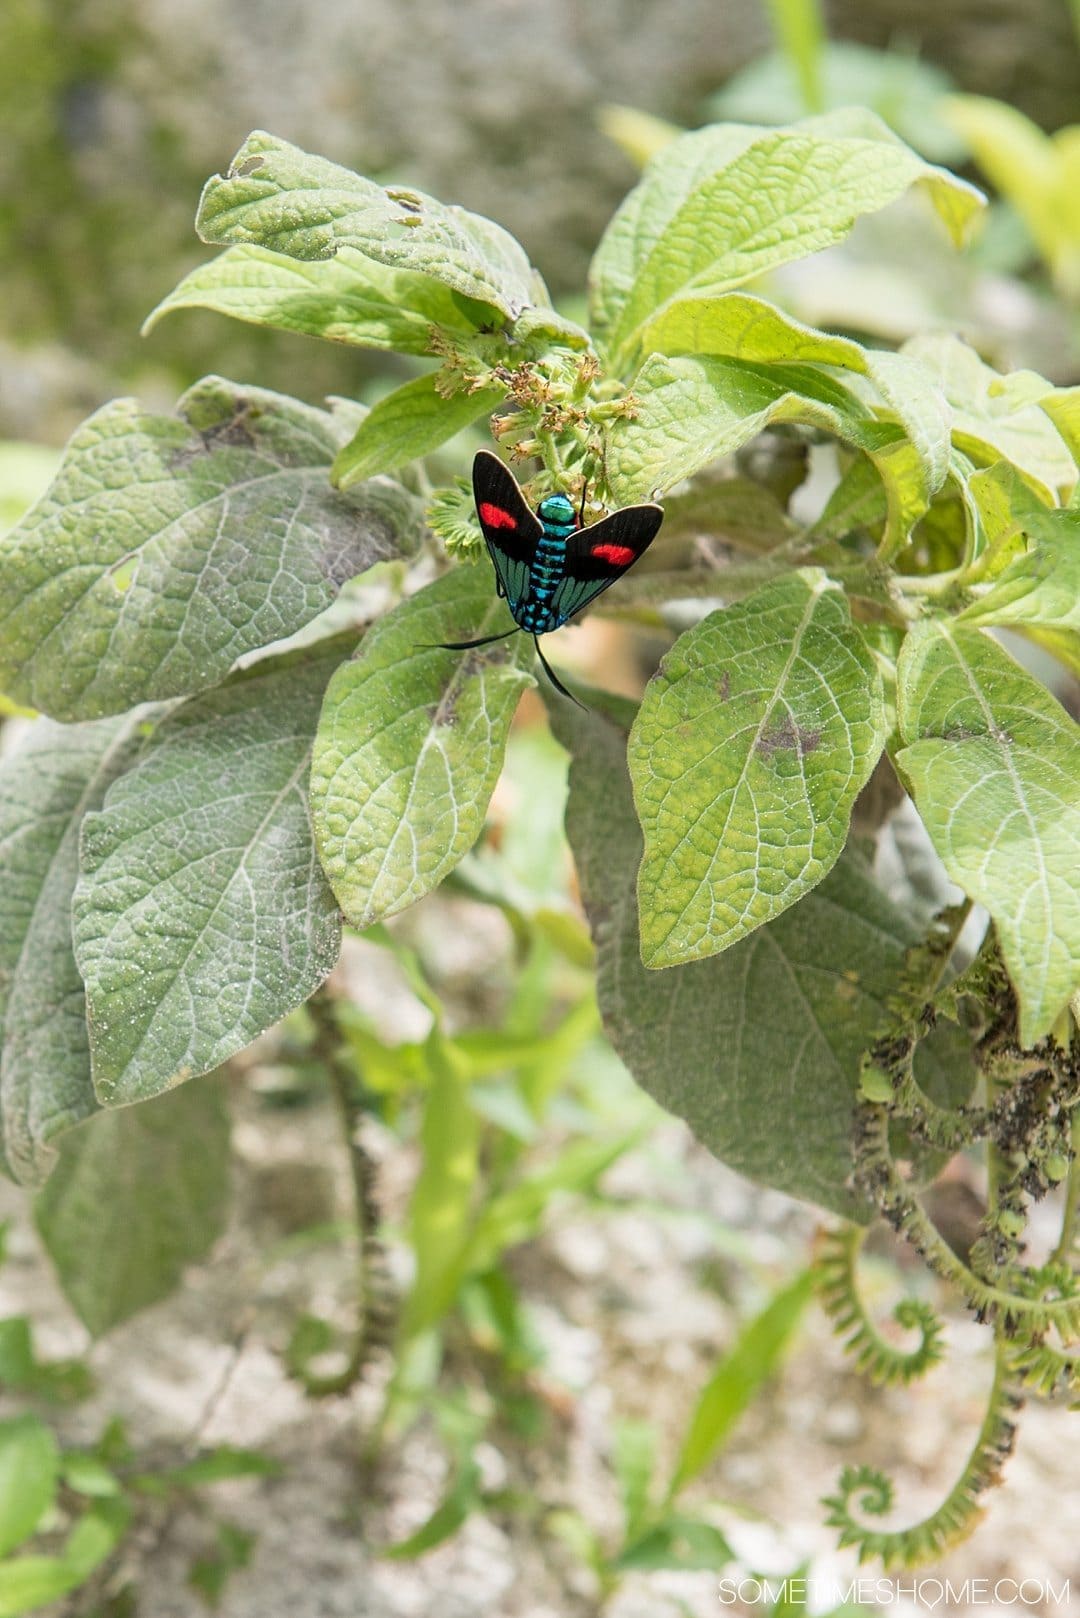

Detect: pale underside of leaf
0,713,149,1185
0,377,420,721
72,639,347,1106
34,1076,231,1336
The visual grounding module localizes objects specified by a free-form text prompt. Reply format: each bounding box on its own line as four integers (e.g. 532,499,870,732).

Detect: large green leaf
630,570,886,966
72,639,346,1107
902,336,1077,499
197,131,537,324
960,470,1080,638
143,243,490,354
668,1269,814,1497
640,292,951,497
310,568,534,928
331,374,505,488
606,354,931,548
0,1416,58,1555
0,713,148,1186
35,1076,231,1337
554,693,938,1218
589,110,982,368
896,620,1080,1045
0,377,420,721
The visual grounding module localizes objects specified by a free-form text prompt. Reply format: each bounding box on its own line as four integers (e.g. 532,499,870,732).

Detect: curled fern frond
822,1343,1021,1568
862,1027,985,1151
1007,1338,1080,1401
816,1226,944,1386
854,1102,1080,1340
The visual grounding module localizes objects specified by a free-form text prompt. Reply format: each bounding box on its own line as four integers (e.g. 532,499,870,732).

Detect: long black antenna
425,628,521,652
533,636,586,709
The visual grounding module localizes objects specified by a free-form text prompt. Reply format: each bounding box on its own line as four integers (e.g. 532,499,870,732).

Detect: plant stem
304,989,385,1397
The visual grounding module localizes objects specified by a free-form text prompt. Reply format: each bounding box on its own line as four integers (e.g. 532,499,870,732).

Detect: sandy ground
0,1064,1076,1618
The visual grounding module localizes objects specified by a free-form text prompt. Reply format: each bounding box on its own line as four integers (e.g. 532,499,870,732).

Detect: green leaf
631,570,885,966
35,1076,231,1336
188,1521,257,1607
0,378,420,721
944,95,1080,297
668,1270,814,1496
0,713,149,1186
383,1456,484,1559
332,374,505,488
612,1419,657,1541
198,132,538,324
902,335,1077,499
61,1454,121,1498
607,354,932,548
0,1415,58,1555
961,480,1080,638
0,1500,129,1617
896,620,1080,1046
72,639,346,1107
589,110,982,367
401,1037,481,1339
639,292,951,497
712,42,963,163
0,443,58,533
763,0,825,112
615,1515,733,1572
553,693,935,1217
143,243,491,354
310,569,534,929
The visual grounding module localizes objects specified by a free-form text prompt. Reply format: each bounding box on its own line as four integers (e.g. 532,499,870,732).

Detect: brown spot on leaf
717,671,731,702
233,155,266,177
756,713,822,758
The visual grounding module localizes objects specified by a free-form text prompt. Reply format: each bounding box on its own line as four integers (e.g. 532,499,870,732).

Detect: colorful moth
438,450,664,701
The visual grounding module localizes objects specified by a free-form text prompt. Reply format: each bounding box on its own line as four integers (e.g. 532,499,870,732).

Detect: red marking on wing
591,543,635,566
478,501,518,531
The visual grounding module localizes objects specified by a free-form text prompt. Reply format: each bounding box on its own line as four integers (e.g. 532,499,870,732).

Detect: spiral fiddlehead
822,1340,1022,1568
816,1225,944,1386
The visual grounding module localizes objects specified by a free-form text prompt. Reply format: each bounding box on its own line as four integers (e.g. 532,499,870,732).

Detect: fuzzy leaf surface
607,354,930,547
896,620,1080,1045
197,132,537,323
0,378,420,720
143,243,490,354
72,640,346,1106
332,374,505,488
554,694,938,1218
0,714,148,1186
590,110,982,366
631,571,885,965
310,569,534,928
35,1077,230,1336
640,292,951,496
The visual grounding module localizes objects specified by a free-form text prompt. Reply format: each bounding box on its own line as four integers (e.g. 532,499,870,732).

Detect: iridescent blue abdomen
517,493,578,634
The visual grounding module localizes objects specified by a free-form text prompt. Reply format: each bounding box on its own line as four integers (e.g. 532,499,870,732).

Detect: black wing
549,502,664,624
472,450,542,608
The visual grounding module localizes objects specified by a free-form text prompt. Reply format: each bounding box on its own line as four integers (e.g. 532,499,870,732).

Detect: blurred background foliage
1,0,1078,445
2,1,1080,1612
